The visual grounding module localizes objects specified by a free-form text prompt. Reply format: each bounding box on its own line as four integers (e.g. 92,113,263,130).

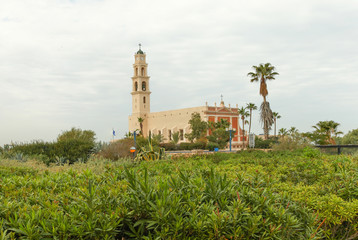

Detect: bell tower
129,44,151,136
131,44,151,115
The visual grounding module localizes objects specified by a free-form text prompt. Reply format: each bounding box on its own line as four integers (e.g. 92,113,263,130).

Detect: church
128,46,244,148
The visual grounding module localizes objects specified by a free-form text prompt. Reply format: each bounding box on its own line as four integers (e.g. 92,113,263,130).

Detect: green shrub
193,141,206,149
4,128,97,164
178,142,194,150
206,142,220,151
159,142,177,151
254,136,276,149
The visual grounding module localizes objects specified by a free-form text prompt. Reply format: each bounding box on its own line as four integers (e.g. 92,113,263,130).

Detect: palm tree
137,117,144,135
248,63,278,139
272,112,281,137
278,128,288,139
238,107,250,148
171,131,180,145
313,120,343,144
246,103,257,134
288,126,299,135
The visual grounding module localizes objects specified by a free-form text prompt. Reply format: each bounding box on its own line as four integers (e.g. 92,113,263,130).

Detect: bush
272,133,311,151
254,136,276,149
193,141,206,149
98,138,134,160
4,128,97,164
207,142,220,151
178,142,194,150
8,141,58,159
159,142,177,151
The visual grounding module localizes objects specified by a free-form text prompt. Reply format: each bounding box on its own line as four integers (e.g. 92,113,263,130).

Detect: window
136,68,138,76
142,81,146,91
158,130,161,136
179,129,184,141
168,130,172,140
141,67,145,76
143,96,146,103
135,82,138,91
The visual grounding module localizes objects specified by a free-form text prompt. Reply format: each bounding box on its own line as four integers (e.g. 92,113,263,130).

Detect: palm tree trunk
274,119,276,137
242,117,245,148
249,109,252,134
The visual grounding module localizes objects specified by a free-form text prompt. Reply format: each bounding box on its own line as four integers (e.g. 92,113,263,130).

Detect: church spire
137,43,144,54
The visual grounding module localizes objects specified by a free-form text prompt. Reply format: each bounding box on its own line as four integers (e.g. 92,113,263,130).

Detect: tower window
142,81,146,91
136,68,138,76
135,82,138,91
141,67,145,76
143,96,146,103
169,130,172,140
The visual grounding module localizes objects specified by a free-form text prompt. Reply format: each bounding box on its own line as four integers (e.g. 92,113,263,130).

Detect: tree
311,120,343,144
248,63,278,139
238,107,249,147
246,103,257,134
185,112,208,142
278,128,288,139
272,112,281,137
171,131,180,145
152,133,165,144
57,127,96,163
341,129,358,144
207,119,230,149
137,117,144,135
207,128,230,149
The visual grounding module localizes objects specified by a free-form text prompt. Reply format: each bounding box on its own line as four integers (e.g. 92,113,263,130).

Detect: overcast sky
1,0,357,146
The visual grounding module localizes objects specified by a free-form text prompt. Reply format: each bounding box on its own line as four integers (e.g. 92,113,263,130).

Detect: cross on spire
139,43,142,50
220,94,223,102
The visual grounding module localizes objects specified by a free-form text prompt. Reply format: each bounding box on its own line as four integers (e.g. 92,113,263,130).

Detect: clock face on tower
140,57,144,60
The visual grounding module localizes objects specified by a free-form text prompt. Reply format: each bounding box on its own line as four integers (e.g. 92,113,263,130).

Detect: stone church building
128,46,244,148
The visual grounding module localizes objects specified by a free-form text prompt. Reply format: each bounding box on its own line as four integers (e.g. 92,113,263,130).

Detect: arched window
136,68,138,76
143,96,146,103
142,81,146,91
135,82,138,91
141,67,145,76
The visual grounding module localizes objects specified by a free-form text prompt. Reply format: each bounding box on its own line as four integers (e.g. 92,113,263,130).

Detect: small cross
220,94,223,101
139,43,142,50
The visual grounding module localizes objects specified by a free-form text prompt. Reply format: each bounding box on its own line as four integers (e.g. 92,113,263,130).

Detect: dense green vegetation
1,149,358,239
3,128,96,165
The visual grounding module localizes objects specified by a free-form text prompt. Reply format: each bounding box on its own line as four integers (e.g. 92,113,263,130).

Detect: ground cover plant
0,148,358,239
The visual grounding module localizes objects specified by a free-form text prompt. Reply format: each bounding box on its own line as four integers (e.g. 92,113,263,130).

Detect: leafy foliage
341,129,358,144
308,120,343,145
171,131,180,145
254,136,277,149
3,128,97,165
185,112,208,142
207,119,231,149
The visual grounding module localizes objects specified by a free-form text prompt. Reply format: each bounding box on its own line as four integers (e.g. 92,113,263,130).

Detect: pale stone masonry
128,46,245,148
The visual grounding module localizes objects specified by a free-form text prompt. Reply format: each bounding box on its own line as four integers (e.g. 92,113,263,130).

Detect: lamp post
225,126,236,152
